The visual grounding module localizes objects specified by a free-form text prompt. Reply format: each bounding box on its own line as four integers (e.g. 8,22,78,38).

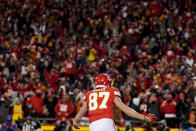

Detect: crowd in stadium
0,0,195,129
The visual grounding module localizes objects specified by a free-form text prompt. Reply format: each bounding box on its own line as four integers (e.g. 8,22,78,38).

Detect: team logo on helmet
106,74,112,81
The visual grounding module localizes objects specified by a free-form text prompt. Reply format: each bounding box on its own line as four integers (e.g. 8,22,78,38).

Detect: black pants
165,118,176,128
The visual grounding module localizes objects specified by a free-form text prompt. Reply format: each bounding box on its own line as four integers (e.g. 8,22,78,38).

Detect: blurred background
0,0,195,130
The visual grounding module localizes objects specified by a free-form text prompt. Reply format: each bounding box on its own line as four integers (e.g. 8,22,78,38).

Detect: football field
41,125,181,131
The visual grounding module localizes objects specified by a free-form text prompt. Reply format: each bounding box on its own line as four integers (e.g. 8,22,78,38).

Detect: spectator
0,115,17,131
139,95,148,114
44,92,58,119
18,116,41,131
161,94,177,127
88,48,96,62
27,89,44,117
54,93,74,120
179,119,195,131
0,97,9,122
123,87,131,107
148,93,160,118
176,92,189,125
12,98,23,122
44,68,60,92
189,106,196,123
64,56,76,83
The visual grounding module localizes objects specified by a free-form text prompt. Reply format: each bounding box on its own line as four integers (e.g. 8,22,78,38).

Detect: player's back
85,87,120,123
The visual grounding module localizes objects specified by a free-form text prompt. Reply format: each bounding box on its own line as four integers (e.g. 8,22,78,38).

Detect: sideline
41,126,181,131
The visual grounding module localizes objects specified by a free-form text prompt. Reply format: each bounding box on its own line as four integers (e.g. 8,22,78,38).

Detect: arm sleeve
113,88,121,97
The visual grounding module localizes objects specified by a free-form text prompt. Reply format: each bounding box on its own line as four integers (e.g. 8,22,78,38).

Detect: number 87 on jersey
84,87,121,123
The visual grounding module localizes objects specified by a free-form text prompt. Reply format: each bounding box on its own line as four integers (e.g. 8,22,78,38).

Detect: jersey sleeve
113,88,121,97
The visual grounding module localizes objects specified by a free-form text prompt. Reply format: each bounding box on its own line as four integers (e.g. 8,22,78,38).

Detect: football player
73,73,158,131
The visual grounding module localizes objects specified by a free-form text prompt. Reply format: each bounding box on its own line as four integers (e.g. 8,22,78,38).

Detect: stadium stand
0,0,195,130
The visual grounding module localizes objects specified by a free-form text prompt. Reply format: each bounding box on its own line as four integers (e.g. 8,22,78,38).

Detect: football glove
143,113,159,123
72,118,80,129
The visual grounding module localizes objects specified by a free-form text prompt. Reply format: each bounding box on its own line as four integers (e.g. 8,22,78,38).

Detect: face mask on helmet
95,74,112,88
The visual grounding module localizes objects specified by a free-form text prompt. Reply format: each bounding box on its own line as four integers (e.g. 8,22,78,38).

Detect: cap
26,116,31,120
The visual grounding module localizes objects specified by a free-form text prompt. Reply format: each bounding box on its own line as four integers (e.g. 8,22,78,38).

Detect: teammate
73,73,158,131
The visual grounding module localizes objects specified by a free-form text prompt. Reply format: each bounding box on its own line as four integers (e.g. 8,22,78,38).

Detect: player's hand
142,113,159,128
72,118,80,129
143,113,159,123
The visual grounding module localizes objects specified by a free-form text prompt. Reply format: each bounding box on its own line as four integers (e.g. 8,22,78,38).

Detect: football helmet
95,73,112,88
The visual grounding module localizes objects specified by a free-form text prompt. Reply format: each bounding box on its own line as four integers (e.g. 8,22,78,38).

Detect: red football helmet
95,73,112,88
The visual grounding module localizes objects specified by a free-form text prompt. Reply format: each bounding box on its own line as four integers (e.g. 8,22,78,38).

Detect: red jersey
28,96,44,115
55,100,75,120
84,87,121,123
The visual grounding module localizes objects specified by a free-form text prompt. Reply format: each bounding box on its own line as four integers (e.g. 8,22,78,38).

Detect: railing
1,117,196,131
15,117,196,127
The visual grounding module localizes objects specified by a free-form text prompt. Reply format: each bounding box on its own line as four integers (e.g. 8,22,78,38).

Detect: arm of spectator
172,100,177,106
24,82,33,92
56,71,61,79
161,100,166,107
11,124,17,130
61,49,66,61
158,96,163,104
0,76,6,86
11,83,18,91
54,95,59,103
174,94,179,103
15,77,18,84
11,77,19,91
44,68,50,81
27,96,33,106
